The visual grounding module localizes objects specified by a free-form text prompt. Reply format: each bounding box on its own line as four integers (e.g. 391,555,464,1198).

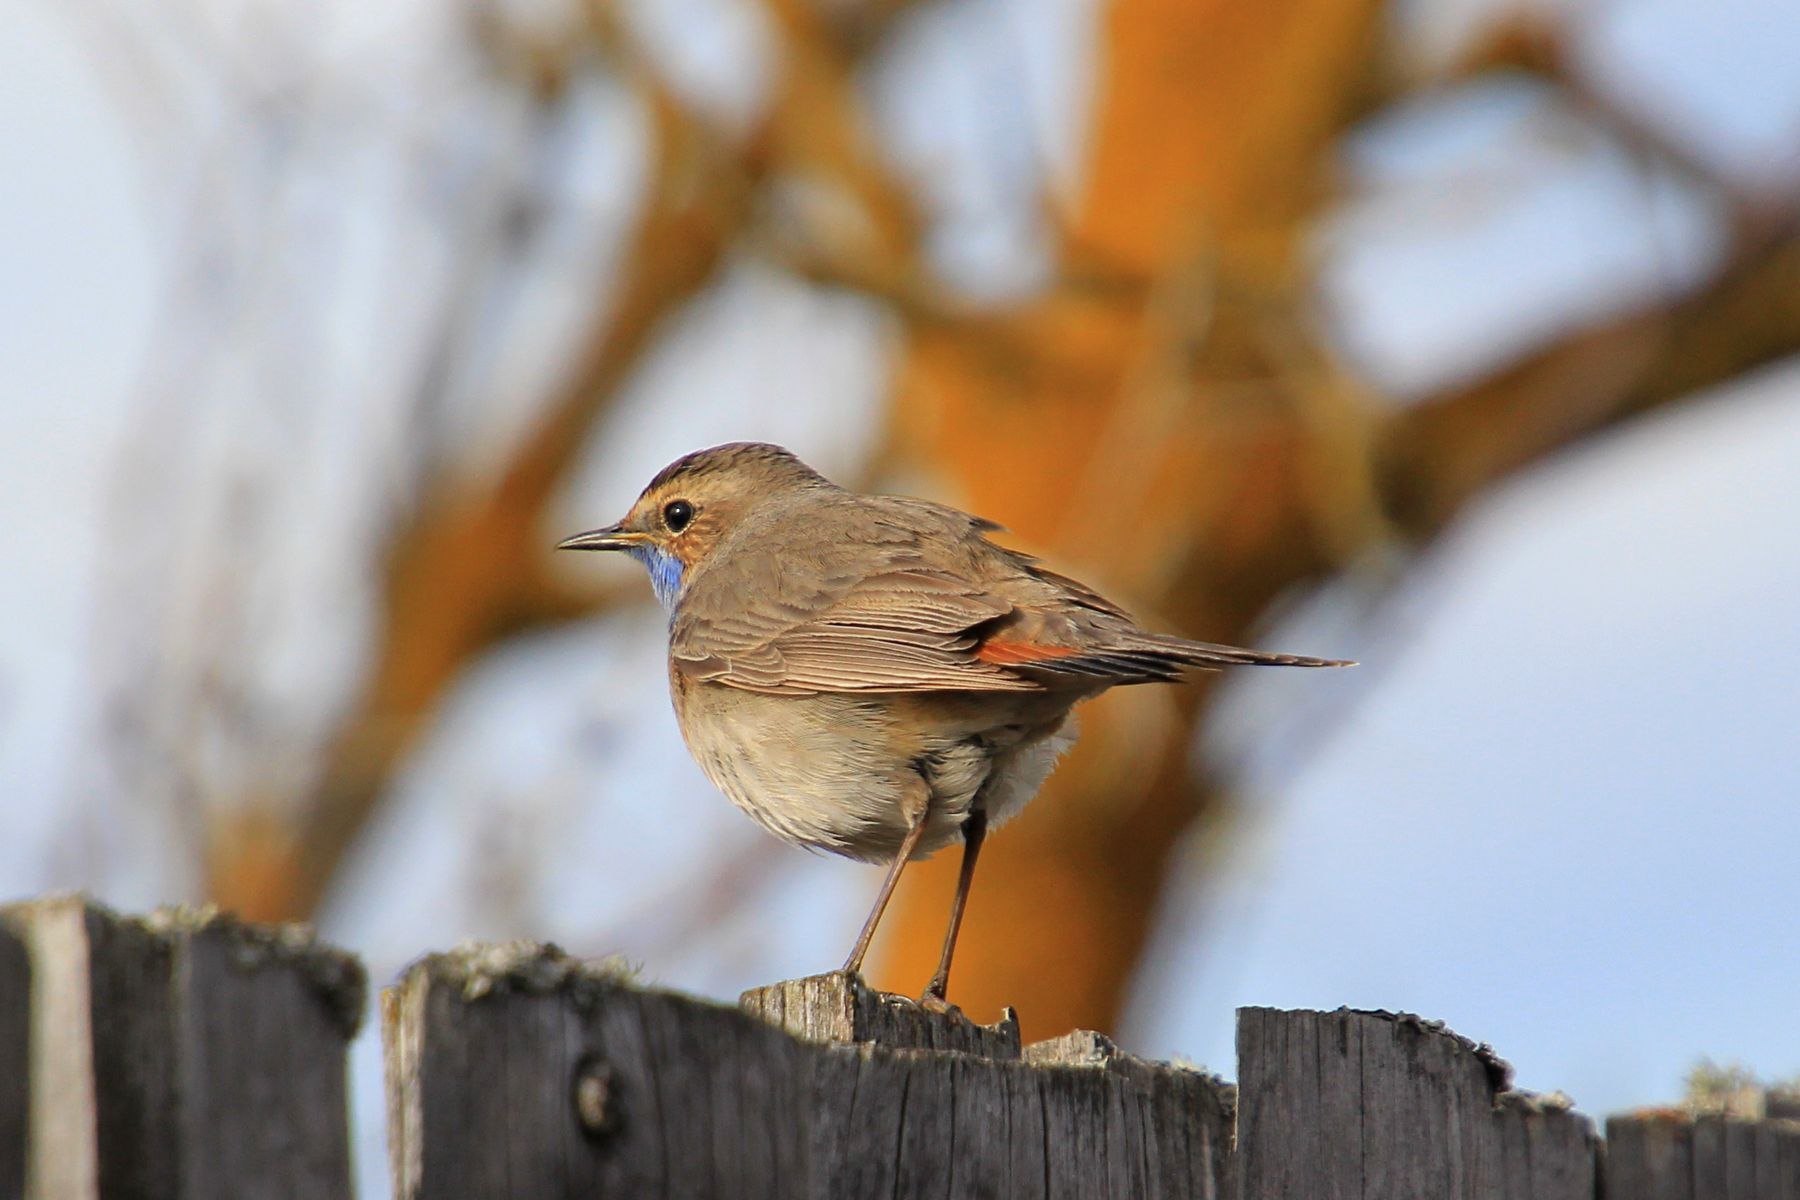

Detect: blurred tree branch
1379,231,1800,538
1445,16,1798,239
209,21,757,919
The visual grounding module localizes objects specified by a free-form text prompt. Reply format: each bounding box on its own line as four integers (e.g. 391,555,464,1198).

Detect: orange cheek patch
976,639,1079,665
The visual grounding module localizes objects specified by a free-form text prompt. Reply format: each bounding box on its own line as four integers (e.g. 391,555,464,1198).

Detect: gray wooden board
0,922,28,1200
1492,1091,1605,1200
0,895,364,1200
83,905,180,1200
171,919,363,1198
385,947,807,1199
387,944,1234,1199
740,971,1021,1057
1759,1122,1800,1199
1607,1113,1800,1200
1236,1006,1600,1200
1029,1028,1237,1194
17,894,1800,1200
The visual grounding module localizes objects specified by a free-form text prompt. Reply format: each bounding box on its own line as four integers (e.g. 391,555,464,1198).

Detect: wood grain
0,895,364,1200
1607,1112,1800,1200
386,944,1233,1199
8,895,1798,1199
1236,1006,1600,1200
0,921,28,1200
740,970,1021,1056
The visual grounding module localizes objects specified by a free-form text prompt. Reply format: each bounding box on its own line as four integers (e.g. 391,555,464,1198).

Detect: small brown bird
560,443,1350,1005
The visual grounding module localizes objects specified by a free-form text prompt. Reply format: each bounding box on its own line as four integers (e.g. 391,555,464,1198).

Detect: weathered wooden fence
3,896,1797,1199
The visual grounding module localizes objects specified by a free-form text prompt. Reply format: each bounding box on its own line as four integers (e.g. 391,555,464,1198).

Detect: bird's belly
673,685,931,861
672,680,1077,863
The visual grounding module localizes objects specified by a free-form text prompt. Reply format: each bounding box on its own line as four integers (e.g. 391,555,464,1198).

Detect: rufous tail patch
976,638,1081,665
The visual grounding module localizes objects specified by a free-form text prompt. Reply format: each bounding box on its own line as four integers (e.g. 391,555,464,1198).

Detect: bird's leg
841,792,931,980
921,807,987,1010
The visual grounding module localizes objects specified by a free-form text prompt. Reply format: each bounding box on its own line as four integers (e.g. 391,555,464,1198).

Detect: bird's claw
919,984,956,1015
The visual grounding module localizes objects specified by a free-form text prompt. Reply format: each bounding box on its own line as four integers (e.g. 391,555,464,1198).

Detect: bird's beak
556,522,647,552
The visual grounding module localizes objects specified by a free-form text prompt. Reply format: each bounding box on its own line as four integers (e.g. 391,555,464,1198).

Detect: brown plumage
560,442,1351,1004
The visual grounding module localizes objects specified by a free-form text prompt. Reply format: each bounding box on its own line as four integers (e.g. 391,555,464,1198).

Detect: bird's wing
671,539,1041,695
970,559,1352,679
671,494,1348,696
973,620,1352,681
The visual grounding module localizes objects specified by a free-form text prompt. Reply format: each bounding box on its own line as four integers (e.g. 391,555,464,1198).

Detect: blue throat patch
627,545,686,612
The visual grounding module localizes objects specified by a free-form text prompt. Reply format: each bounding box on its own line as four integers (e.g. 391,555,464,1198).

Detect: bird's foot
919,978,957,1014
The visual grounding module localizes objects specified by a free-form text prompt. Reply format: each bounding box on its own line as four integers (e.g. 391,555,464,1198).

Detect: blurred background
4,0,1799,1189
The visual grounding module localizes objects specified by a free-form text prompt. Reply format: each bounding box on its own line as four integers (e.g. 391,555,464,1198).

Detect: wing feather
669,497,1038,695
667,491,1350,696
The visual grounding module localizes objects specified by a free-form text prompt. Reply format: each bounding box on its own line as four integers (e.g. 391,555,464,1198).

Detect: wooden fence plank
1608,1114,1698,1200
11,897,97,1198
1493,1091,1605,1200
173,911,365,1197
7,892,1794,1199
0,922,29,1200
0,895,365,1200
385,944,1234,1200
1692,1114,1730,1200
385,943,803,1199
1236,1007,1600,1200
1608,1111,1800,1200
1025,1029,1237,1200
739,971,1021,1056
1758,1120,1800,1198
81,902,180,1199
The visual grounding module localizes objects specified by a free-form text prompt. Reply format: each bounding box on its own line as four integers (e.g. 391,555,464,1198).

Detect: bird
559,442,1351,1007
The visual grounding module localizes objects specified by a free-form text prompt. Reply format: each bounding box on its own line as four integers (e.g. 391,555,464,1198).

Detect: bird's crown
643,441,828,495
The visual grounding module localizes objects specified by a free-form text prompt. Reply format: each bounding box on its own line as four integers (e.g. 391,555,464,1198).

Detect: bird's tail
1145,633,1354,670
987,630,1353,686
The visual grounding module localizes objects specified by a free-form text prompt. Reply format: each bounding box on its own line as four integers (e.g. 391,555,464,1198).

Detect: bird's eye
662,499,695,533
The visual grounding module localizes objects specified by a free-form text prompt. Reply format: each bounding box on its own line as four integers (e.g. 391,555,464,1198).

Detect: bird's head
557,442,832,610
